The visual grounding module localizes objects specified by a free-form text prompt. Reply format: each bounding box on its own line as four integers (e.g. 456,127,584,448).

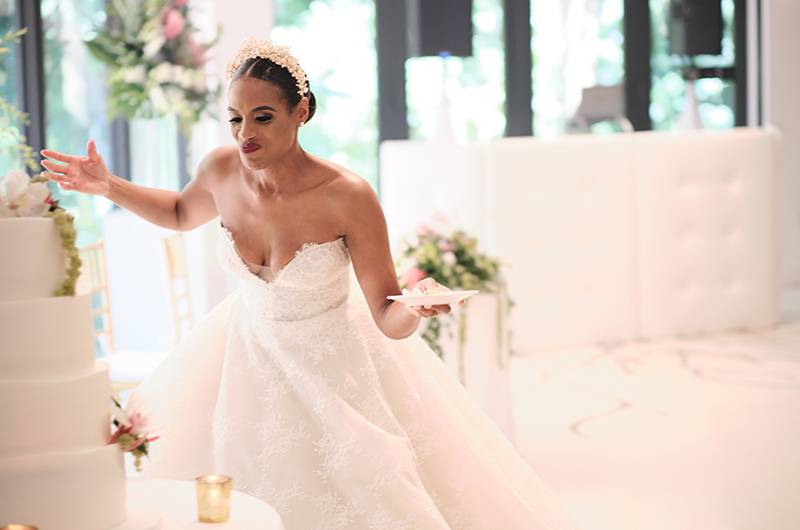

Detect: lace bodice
218,223,352,321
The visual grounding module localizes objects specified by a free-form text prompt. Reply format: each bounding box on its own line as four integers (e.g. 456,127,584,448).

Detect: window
273,0,379,189
406,0,505,142
129,114,182,192
650,0,736,130
531,0,624,137
0,2,24,176
41,0,115,246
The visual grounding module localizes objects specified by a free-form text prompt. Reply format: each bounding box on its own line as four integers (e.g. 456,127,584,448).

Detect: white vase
129,114,181,190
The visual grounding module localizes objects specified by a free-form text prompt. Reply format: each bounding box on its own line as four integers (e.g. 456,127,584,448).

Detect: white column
762,0,800,298
190,0,276,311
212,0,275,147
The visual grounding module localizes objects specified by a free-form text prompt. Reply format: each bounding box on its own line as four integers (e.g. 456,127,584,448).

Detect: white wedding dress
132,223,580,530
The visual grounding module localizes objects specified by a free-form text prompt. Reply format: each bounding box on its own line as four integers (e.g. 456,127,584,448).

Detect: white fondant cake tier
0,218,65,301
0,443,127,530
0,362,113,457
0,293,95,379
1,216,128,529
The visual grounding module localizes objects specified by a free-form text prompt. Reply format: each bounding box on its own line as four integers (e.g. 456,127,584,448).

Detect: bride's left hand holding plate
388,277,476,318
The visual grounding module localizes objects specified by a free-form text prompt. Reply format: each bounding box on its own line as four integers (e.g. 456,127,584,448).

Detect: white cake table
114,477,285,530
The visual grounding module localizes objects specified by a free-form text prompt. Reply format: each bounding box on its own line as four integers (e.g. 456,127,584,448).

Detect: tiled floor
510,321,800,530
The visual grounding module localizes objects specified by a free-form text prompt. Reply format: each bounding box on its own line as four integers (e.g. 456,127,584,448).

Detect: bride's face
227,77,308,169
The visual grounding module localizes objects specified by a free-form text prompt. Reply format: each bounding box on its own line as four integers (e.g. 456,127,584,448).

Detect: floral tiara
225,38,309,98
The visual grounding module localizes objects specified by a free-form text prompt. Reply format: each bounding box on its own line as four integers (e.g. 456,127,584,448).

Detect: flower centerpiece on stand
84,0,220,134
395,214,511,380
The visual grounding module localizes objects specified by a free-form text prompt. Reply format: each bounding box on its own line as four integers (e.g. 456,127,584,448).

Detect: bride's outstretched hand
40,139,111,196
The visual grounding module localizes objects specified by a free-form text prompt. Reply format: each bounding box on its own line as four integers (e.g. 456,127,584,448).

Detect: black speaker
406,0,473,58
668,0,723,56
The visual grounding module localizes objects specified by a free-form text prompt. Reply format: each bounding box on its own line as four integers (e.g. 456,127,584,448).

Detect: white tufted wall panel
485,136,639,353
379,128,780,354
380,141,493,251
634,128,779,338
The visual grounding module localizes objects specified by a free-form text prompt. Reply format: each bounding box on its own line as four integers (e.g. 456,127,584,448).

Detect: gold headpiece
225,38,309,98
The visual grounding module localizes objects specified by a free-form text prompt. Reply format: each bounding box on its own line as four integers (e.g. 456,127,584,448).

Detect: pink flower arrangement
395,215,503,357
110,396,159,472
396,215,499,293
85,0,219,131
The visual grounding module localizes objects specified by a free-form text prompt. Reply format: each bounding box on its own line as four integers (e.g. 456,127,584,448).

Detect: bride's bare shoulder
196,145,239,184
319,167,383,233
323,165,378,206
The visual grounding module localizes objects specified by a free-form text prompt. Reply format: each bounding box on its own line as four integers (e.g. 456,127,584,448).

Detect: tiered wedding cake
0,218,127,529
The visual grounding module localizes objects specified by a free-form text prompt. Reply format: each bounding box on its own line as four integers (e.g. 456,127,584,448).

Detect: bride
41,38,579,530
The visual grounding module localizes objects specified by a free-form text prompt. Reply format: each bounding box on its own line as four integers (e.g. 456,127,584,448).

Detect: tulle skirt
131,288,580,530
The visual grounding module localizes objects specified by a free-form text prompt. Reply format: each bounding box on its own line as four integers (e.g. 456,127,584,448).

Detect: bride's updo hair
231,58,317,124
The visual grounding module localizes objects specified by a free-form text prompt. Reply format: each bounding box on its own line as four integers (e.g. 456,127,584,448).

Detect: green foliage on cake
2,172,82,296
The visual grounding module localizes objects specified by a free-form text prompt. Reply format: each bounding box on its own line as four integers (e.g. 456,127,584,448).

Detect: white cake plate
387,289,479,307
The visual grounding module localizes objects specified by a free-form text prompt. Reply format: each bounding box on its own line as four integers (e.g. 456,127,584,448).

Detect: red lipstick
241,141,261,154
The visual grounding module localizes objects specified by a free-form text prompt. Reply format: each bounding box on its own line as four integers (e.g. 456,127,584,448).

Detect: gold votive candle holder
1,525,39,530
195,474,233,523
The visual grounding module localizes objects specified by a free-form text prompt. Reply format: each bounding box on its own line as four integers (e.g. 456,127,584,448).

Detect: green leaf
84,39,118,65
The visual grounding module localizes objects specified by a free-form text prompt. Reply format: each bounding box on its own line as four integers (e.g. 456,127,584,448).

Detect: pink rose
401,266,426,289
163,9,185,40
173,0,189,6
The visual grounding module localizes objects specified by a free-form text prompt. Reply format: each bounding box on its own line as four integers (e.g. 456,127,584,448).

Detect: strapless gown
131,223,580,530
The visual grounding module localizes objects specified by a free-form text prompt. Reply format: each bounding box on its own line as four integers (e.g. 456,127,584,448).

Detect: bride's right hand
40,139,112,196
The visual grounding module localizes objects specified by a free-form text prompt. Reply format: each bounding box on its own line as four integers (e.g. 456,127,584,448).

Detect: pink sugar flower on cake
127,410,151,433
110,396,160,472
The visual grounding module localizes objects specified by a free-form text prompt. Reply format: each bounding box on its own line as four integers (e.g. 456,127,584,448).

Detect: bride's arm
41,140,224,231
105,157,219,231
338,178,450,340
